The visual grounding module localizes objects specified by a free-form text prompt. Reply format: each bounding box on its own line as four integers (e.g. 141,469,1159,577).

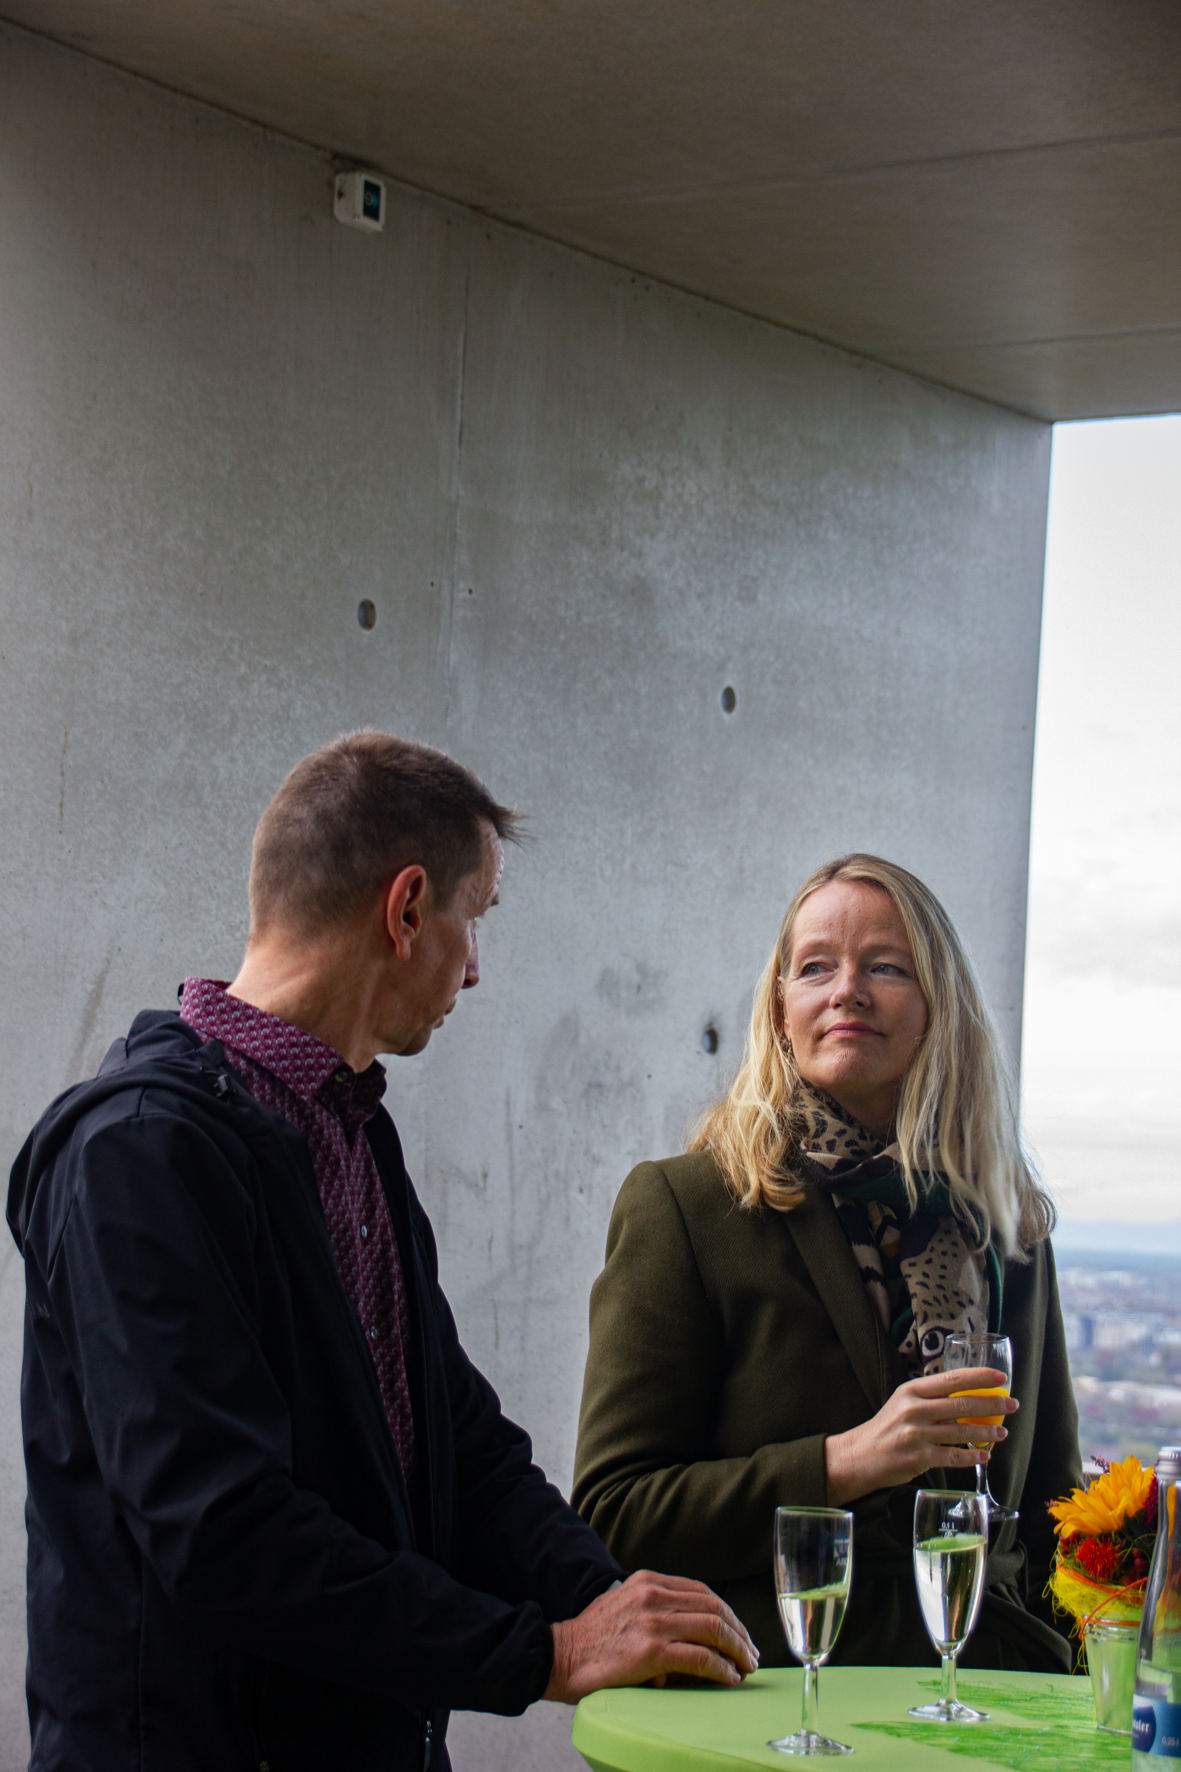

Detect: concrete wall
0,23,1050,1769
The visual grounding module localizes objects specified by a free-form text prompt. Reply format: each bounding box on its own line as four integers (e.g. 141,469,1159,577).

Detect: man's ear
385,866,429,963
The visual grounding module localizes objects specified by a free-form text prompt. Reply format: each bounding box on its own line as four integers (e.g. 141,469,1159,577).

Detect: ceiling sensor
334,170,386,233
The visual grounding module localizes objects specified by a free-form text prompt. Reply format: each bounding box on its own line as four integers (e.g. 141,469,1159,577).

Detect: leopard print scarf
792,1082,1001,1376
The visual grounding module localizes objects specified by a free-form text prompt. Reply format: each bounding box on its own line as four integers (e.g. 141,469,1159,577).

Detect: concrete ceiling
7,0,1180,420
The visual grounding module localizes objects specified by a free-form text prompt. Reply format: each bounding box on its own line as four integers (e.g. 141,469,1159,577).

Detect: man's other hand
543,1570,759,1704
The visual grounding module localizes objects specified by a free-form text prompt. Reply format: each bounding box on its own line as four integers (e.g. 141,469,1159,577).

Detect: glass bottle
1133,1477,1181,1765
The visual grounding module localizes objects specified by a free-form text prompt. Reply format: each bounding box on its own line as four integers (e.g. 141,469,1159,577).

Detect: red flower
1075,1537,1123,1584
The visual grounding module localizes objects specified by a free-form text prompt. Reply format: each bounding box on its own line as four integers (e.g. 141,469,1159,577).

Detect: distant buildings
1064,1308,1181,1362
1057,1262,1181,1464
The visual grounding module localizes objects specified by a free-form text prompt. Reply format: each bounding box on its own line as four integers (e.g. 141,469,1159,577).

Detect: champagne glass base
768,1730,854,1755
907,1700,989,1723
949,1493,1017,1529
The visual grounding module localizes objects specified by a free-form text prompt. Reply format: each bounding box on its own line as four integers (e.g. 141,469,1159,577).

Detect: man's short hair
249,731,521,935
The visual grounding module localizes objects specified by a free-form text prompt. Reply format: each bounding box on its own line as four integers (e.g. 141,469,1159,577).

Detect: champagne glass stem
941,1651,957,1711
978,1458,1004,1516
802,1661,819,1739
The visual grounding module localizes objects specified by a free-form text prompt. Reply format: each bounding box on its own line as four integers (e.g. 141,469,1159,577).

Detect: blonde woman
573,854,1080,1670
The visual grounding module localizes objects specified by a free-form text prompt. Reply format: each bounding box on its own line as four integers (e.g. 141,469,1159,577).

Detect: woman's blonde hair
688,853,1053,1257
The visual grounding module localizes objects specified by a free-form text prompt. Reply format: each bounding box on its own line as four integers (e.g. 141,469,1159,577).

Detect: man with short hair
9,732,755,1772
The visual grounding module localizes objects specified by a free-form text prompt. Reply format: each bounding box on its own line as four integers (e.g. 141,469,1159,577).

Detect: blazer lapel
783,1186,907,1413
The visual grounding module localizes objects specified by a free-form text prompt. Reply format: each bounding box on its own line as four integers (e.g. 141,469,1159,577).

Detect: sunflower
1049,1455,1154,1543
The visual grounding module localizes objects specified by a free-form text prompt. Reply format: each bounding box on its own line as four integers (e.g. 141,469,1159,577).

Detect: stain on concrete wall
0,23,1050,1769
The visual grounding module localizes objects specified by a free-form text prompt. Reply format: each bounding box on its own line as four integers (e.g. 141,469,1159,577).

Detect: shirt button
360,1225,368,1239
333,1067,349,1084
369,1327,378,1340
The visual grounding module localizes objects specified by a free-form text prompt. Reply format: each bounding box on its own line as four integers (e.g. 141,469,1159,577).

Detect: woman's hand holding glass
824,1366,1017,1505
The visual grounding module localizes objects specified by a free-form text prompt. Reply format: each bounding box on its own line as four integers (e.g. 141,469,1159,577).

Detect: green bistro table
572,1667,1128,1772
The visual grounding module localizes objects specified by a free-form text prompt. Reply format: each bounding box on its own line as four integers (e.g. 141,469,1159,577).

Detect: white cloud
1022,415,1181,1224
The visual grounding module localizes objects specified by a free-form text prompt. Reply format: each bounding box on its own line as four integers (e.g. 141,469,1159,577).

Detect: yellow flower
1050,1455,1154,1543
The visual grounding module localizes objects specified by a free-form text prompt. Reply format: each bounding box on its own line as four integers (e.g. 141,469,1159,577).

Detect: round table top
572,1665,1126,1771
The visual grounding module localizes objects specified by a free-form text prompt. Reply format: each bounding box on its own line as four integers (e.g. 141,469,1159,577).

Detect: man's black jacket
7,1011,620,1772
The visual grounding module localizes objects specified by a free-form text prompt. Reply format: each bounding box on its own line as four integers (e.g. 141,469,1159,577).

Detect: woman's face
780,879,929,1137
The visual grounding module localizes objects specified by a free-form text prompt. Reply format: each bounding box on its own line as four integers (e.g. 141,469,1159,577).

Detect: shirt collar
179,977,387,1112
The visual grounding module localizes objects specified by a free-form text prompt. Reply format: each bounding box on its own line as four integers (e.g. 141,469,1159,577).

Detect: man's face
387,825,504,1056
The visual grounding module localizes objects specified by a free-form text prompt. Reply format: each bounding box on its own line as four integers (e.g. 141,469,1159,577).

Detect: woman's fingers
925,1420,1007,1445
923,1401,1016,1425
908,1366,1008,1397
908,1395,1018,1425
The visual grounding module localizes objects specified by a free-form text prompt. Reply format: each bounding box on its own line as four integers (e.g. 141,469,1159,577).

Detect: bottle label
1133,1699,1181,1758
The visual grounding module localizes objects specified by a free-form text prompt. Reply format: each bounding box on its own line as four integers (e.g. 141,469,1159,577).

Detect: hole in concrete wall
701,1024,719,1055
720,686,736,714
357,600,376,630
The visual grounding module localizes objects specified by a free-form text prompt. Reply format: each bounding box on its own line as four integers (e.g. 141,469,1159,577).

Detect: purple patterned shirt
179,978,416,1484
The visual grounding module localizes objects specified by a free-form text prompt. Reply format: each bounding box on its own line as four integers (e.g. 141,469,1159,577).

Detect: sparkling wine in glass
944,1331,1018,1526
768,1506,854,1756
909,1489,989,1723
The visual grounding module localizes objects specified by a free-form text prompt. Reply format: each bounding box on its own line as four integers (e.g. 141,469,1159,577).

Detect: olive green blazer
572,1152,1081,1671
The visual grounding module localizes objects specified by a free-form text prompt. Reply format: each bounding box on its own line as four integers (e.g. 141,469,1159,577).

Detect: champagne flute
768,1506,854,1756
944,1331,1018,1526
909,1489,989,1722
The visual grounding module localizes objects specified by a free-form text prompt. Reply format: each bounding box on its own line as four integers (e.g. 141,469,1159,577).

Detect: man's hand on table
544,1570,759,1704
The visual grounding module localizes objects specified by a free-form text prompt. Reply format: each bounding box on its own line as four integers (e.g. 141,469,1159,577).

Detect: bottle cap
1156,1446,1181,1484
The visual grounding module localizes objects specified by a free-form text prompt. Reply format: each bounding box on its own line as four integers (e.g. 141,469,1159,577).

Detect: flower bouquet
1048,1454,1158,1733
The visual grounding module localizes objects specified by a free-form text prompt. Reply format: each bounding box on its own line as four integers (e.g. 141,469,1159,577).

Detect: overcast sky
1022,414,1181,1238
